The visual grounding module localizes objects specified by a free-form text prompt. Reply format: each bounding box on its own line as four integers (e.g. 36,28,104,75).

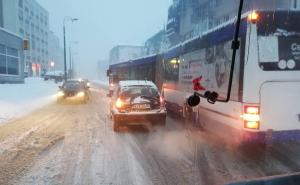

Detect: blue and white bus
108,10,300,145
163,10,300,145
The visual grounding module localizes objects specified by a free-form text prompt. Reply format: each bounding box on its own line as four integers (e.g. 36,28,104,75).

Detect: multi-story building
109,45,144,65
166,0,300,47
1,0,50,76
48,31,63,71
97,59,109,81
144,29,166,55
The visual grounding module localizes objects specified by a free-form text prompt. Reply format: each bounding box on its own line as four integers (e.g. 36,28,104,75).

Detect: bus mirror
204,91,218,104
187,93,201,107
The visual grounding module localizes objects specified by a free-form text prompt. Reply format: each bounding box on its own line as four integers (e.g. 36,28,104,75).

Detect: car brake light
243,106,260,130
160,96,164,103
115,98,124,108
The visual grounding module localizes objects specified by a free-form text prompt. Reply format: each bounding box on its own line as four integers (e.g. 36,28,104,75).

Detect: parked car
57,79,90,104
44,71,64,83
110,80,167,132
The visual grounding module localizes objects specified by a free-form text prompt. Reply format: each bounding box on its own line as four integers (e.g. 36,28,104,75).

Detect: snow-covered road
0,85,299,185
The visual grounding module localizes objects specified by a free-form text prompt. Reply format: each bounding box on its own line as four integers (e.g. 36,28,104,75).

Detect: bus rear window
257,11,300,71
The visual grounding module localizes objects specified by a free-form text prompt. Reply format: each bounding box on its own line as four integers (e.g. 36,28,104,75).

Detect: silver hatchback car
110,80,167,132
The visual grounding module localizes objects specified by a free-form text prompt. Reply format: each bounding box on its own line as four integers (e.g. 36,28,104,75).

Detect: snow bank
0,78,59,125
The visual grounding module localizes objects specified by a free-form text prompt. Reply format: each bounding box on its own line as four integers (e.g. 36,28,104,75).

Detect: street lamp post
63,17,78,82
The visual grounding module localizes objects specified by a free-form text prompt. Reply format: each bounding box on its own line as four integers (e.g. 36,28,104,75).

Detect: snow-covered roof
45,71,64,76
119,80,156,88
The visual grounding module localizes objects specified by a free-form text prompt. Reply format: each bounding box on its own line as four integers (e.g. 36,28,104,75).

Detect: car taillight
115,98,124,108
243,106,260,130
160,96,164,103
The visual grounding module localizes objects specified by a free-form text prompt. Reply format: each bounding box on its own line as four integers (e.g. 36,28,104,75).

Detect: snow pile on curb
0,78,59,125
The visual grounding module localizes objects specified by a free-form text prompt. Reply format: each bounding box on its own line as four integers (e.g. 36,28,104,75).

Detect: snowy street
0,84,299,185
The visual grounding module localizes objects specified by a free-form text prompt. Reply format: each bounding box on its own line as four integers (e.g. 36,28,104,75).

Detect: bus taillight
243,106,260,130
248,11,259,24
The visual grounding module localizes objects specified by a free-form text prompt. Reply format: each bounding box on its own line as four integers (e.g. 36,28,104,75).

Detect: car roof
65,79,81,83
118,80,157,88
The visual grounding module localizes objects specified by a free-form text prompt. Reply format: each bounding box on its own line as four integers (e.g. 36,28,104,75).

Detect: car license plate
133,104,151,110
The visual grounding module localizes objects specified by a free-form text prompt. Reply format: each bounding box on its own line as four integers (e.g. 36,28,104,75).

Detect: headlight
57,91,64,97
115,98,124,108
87,82,91,87
77,91,85,97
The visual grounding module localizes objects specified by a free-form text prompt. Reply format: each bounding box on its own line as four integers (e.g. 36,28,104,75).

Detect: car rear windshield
64,81,82,89
120,86,159,99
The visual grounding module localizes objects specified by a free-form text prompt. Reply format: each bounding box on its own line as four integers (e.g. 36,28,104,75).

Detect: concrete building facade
0,27,24,83
48,31,63,71
144,30,165,55
166,0,300,47
109,45,144,65
1,0,50,76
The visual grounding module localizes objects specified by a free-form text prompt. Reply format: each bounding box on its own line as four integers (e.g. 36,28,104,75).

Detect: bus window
256,11,300,71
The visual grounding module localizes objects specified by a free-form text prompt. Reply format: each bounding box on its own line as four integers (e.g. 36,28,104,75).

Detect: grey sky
37,0,171,78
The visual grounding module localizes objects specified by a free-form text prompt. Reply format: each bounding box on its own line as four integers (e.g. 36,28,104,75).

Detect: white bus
163,10,300,145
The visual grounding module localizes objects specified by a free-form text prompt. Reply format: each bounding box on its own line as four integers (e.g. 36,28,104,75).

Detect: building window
0,55,6,74
19,13,23,21
7,47,18,57
18,0,23,8
0,46,20,75
32,40,36,50
0,44,5,54
7,57,19,75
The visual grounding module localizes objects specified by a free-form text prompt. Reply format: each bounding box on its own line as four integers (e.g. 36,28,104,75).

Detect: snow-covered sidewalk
0,78,59,125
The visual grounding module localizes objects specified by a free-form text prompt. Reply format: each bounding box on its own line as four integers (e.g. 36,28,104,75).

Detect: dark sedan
57,80,90,104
